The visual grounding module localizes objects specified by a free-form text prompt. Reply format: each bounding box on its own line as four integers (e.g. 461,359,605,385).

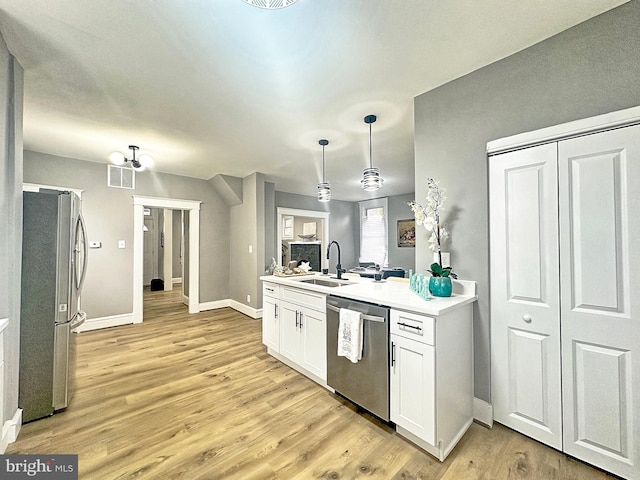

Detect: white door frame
133,196,201,322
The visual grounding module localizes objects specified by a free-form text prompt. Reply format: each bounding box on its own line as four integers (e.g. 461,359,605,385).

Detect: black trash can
150,278,164,291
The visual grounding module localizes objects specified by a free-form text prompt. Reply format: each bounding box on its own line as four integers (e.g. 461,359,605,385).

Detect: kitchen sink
299,278,350,287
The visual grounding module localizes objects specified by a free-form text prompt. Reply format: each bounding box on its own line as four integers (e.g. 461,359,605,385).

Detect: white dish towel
338,308,364,363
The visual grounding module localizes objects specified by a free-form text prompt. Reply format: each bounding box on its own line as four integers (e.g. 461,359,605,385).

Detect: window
359,198,388,267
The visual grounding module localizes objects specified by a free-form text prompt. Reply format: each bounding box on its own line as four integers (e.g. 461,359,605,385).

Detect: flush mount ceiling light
361,114,384,191
317,139,331,202
241,0,299,9
109,145,153,172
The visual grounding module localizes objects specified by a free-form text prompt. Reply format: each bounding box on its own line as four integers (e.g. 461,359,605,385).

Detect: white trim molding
199,299,261,319
487,105,640,154
172,277,182,284
1,408,22,453
75,313,134,333
133,196,202,324
473,397,493,427
229,300,262,319
199,299,231,311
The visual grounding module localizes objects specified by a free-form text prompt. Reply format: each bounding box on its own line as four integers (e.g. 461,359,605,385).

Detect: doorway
276,207,330,270
133,196,201,323
142,207,186,297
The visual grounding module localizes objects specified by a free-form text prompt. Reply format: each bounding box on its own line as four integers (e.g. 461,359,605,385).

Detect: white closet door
559,125,640,479
490,142,563,449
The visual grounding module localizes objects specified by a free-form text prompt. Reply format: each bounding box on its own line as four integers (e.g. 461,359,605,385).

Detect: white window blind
359,200,388,267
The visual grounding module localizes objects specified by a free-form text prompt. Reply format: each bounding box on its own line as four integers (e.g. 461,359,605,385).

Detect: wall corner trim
200,300,262,319
1,408,22,453
473,397,493,427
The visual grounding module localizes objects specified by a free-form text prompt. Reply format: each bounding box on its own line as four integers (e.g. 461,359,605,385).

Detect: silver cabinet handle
523,314,532,323
299,311,303,329
295,311,299,328
397,321,422,332
274,303,278,318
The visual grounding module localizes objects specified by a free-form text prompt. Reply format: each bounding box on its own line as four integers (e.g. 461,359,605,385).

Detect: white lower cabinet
390,333,435,444
280,303,326,379
390,307,473,461
262,283,327,382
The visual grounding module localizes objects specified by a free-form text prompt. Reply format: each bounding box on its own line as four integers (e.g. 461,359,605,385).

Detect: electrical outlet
247,294,251,303
248,244,253,253
118,240,126,249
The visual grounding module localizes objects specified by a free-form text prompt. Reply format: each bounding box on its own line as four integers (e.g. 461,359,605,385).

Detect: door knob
522,314,532,323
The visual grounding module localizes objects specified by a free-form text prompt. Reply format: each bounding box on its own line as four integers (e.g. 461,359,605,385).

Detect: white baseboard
199,299,231,311
182,294,189,306
75,313,134,333
198,299,261,319
1,408,22,453
172,277,182,284
473,397,493,427
228,300,262,319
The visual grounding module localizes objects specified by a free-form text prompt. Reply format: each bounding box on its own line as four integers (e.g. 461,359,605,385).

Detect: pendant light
361,114,383,191
317,139,331,202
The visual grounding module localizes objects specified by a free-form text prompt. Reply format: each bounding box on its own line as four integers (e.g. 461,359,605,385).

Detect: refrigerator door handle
70,310,86,330
74,213,88,292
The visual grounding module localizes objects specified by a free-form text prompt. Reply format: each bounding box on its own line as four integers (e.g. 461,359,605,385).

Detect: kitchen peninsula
260,272,477,461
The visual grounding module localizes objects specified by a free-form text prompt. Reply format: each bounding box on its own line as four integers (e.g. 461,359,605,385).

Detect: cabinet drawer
263,282,280,298
391,309,434,345
281,286,326,312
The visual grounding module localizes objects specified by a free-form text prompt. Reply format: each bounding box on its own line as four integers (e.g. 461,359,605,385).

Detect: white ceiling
0,0,628,201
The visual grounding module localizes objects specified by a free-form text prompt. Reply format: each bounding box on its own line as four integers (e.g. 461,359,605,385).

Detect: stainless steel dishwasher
326,295,390,421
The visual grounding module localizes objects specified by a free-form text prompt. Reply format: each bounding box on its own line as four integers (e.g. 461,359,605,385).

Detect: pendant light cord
369,122,373,169
322,143,326,182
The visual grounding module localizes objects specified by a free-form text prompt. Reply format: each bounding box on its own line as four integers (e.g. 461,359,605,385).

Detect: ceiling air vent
108,165,135,189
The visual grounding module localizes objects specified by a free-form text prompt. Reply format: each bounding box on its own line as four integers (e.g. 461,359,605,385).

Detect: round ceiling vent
242,0,300,9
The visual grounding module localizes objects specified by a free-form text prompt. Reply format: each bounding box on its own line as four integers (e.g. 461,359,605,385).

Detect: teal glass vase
429,276,452,297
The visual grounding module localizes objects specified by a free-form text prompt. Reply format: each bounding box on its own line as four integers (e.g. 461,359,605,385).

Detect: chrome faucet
326,240,345,279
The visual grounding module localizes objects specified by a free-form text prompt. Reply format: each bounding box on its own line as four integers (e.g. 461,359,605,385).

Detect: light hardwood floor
8,288,616,479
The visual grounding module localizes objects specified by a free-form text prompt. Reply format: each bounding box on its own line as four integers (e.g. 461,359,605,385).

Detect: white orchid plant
408,178,457,278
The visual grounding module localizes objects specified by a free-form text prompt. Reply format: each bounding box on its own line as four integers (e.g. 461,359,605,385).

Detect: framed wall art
397,219,415,247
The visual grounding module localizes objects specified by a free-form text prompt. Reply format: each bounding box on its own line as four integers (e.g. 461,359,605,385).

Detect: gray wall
414,1,640,402
229,173,265,310
0,33,23,427
23,151,231,319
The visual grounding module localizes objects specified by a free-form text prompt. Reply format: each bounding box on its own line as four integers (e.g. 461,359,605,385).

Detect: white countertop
260,272,477,316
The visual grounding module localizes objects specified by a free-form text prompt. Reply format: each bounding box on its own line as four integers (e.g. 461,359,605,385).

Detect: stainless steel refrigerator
20,190,88,422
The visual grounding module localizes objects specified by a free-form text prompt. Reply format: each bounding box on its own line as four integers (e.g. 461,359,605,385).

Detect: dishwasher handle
326,303,385,323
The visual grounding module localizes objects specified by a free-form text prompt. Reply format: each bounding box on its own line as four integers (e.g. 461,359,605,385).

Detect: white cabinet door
390,334,435,445
300,308,326,380
262,296,279,351
280,302,303,364
559,125,640,479
489,142,563,450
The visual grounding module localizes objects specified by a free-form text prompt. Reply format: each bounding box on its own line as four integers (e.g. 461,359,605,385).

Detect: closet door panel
490,142,562,450
559,124,640,479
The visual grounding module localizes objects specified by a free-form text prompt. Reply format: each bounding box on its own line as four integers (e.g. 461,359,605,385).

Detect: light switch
433,252,451,267
118,240,126,249
248,245,253,253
